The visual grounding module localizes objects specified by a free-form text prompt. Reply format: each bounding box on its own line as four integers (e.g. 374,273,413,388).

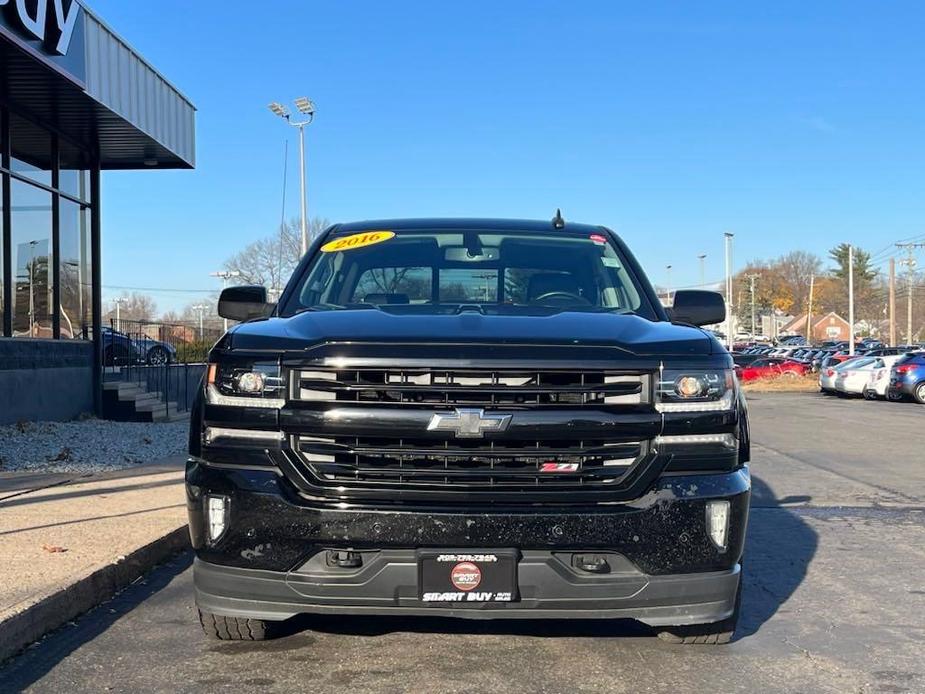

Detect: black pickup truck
186,217,750,645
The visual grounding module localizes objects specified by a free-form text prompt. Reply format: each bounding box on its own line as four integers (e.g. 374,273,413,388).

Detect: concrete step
103,381,141,394
156,404,188,423
123,391,163,405
135,400,168,413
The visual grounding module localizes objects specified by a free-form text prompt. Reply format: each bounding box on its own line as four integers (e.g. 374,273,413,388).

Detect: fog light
207,495,229,543
706,500,730,551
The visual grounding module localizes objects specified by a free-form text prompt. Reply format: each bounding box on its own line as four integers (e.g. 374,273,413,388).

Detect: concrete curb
0,524,190,663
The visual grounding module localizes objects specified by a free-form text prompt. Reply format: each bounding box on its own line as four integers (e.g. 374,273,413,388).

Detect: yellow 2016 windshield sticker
320,230,395,253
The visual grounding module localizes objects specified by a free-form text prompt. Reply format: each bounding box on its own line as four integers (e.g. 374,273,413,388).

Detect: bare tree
103,292,157,323
223,216,330,294
775,251,823,315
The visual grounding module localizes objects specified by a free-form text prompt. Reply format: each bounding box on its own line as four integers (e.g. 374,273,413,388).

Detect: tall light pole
269,97,315,256
724,232,734,349
698,254,707,287
114,296,128,332
848,245,855,355
210,270,241,332
191,304,209,339
665,265,673,302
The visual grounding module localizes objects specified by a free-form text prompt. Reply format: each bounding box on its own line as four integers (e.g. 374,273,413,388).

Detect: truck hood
226,309,717,357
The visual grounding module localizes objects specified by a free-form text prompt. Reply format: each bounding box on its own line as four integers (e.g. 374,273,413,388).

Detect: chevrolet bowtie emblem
427,408,512,439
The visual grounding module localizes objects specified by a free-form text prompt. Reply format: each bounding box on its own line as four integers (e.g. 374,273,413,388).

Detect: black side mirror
668,290,725,327
217,285,272,322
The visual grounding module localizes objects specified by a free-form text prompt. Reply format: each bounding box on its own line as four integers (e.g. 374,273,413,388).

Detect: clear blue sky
87,0,925,313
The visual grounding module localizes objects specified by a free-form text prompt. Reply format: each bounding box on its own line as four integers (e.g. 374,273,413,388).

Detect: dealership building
0,0,195,422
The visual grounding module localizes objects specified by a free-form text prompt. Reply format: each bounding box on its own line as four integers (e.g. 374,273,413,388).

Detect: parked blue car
888,352,925,403
101,326,176,366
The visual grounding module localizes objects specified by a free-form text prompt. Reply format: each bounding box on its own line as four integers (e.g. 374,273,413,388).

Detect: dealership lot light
268,96,316,255
294,96,315,115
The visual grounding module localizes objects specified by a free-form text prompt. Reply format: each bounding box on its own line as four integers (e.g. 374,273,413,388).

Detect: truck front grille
296,435,646,491
295,368,647,406
281,363,659,504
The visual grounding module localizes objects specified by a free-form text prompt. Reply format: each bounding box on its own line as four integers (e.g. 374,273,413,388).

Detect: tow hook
573,554,611,574
326,550,363,569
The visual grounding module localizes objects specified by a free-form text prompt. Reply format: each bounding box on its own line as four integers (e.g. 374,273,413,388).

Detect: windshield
838,357,874,370
279,228,653,317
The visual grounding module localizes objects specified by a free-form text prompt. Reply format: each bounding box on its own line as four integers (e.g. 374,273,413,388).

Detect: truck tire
198,609,277,641
656,580,741,645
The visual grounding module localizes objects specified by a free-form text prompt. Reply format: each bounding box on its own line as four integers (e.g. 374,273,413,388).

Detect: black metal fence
103,318,223,413
103,318,223,366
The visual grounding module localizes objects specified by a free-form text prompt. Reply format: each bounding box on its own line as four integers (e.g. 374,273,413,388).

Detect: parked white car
835,358,885,396
819,357,872,393
862,355,906,400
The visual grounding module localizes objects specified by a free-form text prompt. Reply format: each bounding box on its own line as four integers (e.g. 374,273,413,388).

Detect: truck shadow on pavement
736,474,818,639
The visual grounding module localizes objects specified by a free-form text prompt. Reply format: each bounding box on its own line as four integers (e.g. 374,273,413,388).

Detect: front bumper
194,556,741,626
186,462,749,625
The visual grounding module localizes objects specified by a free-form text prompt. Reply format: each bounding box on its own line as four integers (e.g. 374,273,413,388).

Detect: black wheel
657,579,741,645
862,390,877,401
913,382,925,405
887,389,905,402
147,345,170,365
198,609,278,641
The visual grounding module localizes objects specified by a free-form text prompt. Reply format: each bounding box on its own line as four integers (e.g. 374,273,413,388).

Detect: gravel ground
0,420,188,474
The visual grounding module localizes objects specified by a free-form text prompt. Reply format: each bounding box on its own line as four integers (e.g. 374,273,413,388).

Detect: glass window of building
59,138,91,202
59,199,91,339
10,179,53,337
0,173,5,325
10,113,53,187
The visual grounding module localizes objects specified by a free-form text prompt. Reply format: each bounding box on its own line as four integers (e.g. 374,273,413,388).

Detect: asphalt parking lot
2,393,923,694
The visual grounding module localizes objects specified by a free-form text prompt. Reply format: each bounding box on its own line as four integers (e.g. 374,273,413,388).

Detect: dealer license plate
418,550,518,604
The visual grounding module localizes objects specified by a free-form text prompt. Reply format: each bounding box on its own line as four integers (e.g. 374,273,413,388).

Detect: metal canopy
0,2,195,170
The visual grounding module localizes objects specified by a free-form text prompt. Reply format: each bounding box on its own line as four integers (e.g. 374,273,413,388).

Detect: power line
102,285,216,294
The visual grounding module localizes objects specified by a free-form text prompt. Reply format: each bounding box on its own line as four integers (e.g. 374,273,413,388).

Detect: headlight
656,368,736,412
206,359,285,408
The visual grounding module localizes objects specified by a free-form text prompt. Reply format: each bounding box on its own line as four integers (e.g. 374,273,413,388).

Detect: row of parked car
730,338,925,403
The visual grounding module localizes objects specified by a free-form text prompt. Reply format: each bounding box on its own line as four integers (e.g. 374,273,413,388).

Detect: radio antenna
552,209,565,229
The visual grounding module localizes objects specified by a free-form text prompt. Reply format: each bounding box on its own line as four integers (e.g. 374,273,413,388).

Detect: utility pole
848,245,855,356
724,233,734,349
805,274,815,343
191,304,209,339
889,258,896,346
896,243,925,344
744,273,759,337
698,254,706,287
